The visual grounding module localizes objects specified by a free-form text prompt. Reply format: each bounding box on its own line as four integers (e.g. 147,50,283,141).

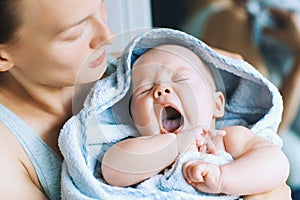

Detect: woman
0,0,113,199
0,0,291,199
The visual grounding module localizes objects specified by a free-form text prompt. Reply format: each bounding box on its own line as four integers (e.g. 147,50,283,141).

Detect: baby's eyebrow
173,67,196,76
132,81,153,91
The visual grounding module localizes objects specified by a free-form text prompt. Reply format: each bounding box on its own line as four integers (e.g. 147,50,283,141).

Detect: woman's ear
213,91,225,118
0,49,14,72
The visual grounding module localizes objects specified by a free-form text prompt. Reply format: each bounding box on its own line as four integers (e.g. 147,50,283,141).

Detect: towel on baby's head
58,28,283,199
120,28,283,144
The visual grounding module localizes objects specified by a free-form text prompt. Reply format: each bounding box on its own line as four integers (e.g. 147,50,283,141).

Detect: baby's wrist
218,165,226,193
176,130,198,154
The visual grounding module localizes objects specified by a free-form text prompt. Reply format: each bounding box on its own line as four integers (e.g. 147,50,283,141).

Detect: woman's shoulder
0,122,45,198
0,121,30,174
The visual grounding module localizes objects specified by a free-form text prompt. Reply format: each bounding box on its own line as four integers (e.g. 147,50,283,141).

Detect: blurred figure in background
182,0,300,199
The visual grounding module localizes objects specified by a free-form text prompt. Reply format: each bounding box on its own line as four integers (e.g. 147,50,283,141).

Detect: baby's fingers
202,129,226,153
204,129,226,137
182,160,206,183
206,140,217,154
199,144,207,153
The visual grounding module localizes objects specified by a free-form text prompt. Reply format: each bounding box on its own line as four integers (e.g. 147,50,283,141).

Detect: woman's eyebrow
56,16,89,34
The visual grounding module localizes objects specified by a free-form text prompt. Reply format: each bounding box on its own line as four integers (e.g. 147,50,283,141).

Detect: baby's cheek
131,100,150,126
132,109,160,136
133,112,149,127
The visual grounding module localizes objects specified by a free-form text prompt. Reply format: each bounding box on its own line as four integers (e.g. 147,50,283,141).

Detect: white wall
105,0,153,53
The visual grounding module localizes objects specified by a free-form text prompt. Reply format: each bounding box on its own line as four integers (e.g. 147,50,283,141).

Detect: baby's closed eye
134,83,154,96
172,75,190,83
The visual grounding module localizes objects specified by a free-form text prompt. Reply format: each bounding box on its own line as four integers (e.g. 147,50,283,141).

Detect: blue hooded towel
58,28,283,200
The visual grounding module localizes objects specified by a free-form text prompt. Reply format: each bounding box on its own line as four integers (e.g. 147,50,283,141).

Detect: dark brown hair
0,0,20,44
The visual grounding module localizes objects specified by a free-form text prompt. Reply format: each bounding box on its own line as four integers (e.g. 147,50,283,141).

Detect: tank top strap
0,104,62,200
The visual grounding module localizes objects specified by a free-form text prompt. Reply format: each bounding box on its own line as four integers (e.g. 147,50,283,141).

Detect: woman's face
5,0,113,87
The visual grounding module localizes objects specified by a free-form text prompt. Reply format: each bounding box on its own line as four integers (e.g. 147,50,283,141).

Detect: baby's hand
182,159,224,194
196,128,226,154
177,127,226,154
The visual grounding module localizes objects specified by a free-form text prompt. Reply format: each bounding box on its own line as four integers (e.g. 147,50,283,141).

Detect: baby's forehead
135,45,210,72
133,45,215,85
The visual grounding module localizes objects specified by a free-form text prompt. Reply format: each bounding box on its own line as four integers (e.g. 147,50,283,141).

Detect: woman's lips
89,51,106,68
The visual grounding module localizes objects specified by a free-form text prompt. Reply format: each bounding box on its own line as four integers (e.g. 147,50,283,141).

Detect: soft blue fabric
0,104,62,200
58,28,283,200
138,151,238,200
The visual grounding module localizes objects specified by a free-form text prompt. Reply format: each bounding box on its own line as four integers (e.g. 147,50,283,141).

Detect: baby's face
130,45,223,136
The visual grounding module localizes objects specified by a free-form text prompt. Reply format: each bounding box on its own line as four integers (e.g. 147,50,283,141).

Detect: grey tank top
0,104,62,200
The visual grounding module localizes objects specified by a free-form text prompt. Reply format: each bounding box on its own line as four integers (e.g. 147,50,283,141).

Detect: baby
102,44,289,197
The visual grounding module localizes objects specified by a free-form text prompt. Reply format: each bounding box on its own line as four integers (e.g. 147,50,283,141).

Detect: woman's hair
0,0,21,44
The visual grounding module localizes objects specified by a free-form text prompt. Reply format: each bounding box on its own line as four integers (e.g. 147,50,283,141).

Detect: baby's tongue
162,118,181,132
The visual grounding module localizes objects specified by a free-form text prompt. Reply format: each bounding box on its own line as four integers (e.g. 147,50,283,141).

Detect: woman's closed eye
62,21,88,42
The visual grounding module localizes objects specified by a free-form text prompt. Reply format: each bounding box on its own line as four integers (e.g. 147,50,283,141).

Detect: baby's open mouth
162,106,184,133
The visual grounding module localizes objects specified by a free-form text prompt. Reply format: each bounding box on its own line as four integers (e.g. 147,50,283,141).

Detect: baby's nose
154,85,171,99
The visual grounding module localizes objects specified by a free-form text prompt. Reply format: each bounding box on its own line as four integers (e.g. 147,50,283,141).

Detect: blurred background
105,1,300,199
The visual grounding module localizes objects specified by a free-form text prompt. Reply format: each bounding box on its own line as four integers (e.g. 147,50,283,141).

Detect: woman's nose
154,85,171,99
89,18,114,49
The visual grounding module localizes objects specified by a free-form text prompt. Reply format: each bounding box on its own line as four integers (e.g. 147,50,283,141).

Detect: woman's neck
0,72,76,156
0,71,73,117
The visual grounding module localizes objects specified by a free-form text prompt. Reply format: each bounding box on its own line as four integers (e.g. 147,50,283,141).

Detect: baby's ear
213,91,225,118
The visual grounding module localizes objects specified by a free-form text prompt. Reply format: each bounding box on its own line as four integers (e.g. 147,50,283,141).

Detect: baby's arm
102,126,224,187
183,126,290,196
101,134,178,186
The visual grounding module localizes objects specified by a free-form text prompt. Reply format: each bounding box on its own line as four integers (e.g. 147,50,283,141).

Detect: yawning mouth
161,106,184,133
